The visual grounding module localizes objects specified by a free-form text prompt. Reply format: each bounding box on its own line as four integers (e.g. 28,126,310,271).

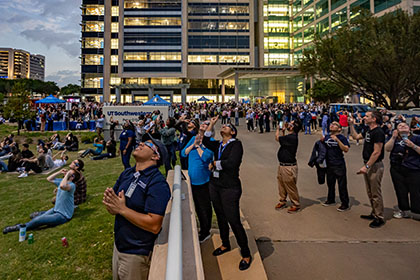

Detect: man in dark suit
203,115,252,271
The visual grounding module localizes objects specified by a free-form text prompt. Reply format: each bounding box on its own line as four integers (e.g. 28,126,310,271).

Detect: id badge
213,171,219,178
126,182,137,198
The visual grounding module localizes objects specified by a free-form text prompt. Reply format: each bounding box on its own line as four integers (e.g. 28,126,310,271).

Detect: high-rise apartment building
0,48,45,81
80,0,419,103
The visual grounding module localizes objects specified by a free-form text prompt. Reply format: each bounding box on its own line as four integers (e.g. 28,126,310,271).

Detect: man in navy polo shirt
103,134,170,280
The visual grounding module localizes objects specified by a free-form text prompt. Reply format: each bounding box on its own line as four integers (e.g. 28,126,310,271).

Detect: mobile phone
279,121,284,129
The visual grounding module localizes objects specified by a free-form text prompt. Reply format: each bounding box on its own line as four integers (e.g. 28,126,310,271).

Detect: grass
0,124,217,279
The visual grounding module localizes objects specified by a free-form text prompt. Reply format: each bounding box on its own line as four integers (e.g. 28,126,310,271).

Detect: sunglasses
74,161,79,167
143,141,160,158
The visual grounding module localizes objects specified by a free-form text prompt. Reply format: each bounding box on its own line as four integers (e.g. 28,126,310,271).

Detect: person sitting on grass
92,139,117,160
51,150,69,168
80,137,104,158
18,147,48,178
3,169,78,234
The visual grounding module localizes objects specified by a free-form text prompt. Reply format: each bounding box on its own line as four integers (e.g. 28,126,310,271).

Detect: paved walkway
236,124,420,280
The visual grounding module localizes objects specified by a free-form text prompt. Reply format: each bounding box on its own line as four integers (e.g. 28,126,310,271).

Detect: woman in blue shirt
119,121,135,169
182,121,214,242
80,138,104,158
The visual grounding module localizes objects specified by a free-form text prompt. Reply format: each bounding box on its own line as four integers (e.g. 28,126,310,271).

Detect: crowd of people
1,100,420,279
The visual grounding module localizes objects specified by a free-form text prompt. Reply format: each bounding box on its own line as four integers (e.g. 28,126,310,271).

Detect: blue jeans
322,124,329,136
25,208,69,230
92,153,113,160
0,160,8,171
305,123,311,134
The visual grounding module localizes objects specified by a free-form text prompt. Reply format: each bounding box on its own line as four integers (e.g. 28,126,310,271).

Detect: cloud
20,26,80,57
46,69,80,87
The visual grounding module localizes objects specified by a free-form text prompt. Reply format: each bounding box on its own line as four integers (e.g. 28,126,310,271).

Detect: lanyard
218,139,236,159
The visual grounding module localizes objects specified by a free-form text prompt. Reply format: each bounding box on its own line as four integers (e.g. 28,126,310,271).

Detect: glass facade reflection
238,76,305,103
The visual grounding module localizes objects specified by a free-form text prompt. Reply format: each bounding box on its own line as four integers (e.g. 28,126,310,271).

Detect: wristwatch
365,164,370,169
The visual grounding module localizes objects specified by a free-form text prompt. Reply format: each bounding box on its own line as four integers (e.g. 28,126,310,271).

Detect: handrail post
165,165,182,280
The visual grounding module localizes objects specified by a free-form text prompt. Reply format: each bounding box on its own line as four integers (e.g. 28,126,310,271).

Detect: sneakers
393,210,411,219
16,167,24,173
322,201,336,207
287,206,301,213
275,202,287,210
18,172,28,178
369,218,385,228
360,214,375,220
199,233,211,243
337,205,350,212
3,224,20,234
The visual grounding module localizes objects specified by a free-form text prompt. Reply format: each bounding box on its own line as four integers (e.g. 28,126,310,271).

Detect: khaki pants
363,162,384,219
113,244,151,280
277,165,300,206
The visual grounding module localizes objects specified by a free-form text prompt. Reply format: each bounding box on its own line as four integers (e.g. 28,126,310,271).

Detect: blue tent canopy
35,95,66,104
197,96,210,102
143,95,171,106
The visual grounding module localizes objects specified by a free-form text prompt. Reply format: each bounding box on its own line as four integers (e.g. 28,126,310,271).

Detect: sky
0,0,81,87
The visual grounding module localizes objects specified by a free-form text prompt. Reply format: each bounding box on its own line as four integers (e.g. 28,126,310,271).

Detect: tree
309,80,348,103
60,84,81,96
3,82,34,135
300,11,420,109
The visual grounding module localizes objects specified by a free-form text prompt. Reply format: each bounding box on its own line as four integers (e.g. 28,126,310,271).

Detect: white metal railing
165,165,183,280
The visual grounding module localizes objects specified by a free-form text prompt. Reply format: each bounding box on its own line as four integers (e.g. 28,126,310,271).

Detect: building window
110,75,121,86
264,21,289,33
303,26,315,44
111,22,119,32
303,8,315,26
111,55,118,66
264,4,289,17
331,8,347,31
331,0,347,11
374,0,401,13
264,37,289,50
293,16,303,32
112,6,119,16
315,0,329,19
84,5,104,16
83,74,103,88
111,39,119,49
83,38,104,49
350,0,370,20
124,17,181,26
188,55,217,64
83,55,104,65
317,17,329,35
124,52,148,60
84,22,104,32
293,0,302,15
188,3,249,15
151,78,182,85
264,53,289,66
149,52,181,61
124,78,149,84
294,32,303,48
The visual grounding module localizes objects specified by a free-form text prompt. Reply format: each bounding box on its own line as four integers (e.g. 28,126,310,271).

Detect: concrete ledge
200,211,268,280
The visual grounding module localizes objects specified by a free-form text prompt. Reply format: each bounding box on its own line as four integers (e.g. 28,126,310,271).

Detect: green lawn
0,124,216,279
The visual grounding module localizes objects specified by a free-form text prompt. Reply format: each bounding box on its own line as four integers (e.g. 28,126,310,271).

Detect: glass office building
80,0,418,103
0,48,45,81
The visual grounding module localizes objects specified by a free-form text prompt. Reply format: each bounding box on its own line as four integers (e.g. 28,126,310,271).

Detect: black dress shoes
239,256,252,271
212,246,231,256
360,214,375,220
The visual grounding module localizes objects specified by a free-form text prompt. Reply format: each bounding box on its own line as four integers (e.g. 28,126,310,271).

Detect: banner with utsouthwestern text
102,106,169,128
